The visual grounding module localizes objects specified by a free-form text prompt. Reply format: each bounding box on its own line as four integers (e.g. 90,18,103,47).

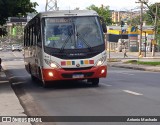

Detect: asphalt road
1,51,160,125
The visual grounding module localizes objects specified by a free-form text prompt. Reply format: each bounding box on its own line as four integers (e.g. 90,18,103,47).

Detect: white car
12,44,22,51
6,45,12,50
0,47,3,51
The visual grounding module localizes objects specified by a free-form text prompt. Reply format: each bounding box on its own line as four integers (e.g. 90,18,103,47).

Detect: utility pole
152,3,158,56
139,1,143,57
135,0,148,57
135,0,143,57
45,0,58,11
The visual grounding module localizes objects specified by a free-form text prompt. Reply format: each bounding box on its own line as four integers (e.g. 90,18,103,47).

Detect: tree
143,2,160,21
0,0,38,26
144,3,160,34
0,27,7,36
144,3,160,25
87,4,112,25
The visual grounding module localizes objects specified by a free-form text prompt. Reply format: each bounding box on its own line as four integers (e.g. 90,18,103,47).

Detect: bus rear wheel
87,78,99,86
31,75,37,81
42,81,49,88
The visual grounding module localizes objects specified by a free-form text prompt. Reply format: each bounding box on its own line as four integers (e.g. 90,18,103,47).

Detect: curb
108,63,160,72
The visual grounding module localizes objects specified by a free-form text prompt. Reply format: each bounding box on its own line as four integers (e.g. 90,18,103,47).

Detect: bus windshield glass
44,16,103,50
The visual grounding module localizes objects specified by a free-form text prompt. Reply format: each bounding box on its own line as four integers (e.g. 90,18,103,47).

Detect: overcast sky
31,0,160,12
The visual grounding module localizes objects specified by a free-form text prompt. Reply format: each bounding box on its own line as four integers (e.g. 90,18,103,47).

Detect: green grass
125,60,160,66
125,60,137,63
107,58,121,62
137,61,160,66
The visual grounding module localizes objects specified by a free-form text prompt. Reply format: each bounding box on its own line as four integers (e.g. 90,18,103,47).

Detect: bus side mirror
100,17,107,33
102,23,107,33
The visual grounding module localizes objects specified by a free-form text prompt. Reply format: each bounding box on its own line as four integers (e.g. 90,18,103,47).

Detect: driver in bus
45,26,60,48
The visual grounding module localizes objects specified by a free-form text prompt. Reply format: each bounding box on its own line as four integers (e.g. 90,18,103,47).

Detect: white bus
24,10,107,87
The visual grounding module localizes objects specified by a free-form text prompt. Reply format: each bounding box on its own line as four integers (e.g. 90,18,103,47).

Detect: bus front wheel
87,78,99,86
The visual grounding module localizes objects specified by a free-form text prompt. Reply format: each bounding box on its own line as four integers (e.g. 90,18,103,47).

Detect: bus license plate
72,74,84,78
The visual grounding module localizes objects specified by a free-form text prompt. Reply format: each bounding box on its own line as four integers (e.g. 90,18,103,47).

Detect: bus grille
62,67,92,71
61,72,94,78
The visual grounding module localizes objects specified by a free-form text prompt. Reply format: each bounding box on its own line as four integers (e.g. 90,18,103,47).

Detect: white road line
12,52,18,57
121,72,135,76
123,90,143,96
101,83,112,87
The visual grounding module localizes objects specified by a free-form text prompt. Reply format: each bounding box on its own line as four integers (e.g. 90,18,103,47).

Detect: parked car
11,44,22,51
6,45,12,51
0,47,3,51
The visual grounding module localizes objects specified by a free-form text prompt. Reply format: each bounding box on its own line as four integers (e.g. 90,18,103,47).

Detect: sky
31,0,160,12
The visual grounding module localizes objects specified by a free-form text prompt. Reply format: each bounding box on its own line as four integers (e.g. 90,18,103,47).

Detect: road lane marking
101,83,112,87
12,52,18,57
123,90,143,96
121,72,135,76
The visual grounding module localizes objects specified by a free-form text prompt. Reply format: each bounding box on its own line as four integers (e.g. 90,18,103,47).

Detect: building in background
111,10,140,24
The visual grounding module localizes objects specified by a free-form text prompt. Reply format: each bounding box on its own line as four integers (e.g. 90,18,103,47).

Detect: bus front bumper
42,66,107,81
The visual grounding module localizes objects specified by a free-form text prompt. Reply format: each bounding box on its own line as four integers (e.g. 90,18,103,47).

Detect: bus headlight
50,63,57,68
97,60,103,66
48,72,54,77
95,56,106,66
44,59,60,69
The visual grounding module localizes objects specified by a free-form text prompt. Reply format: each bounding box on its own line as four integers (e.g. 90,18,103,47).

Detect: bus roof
37,10,98,18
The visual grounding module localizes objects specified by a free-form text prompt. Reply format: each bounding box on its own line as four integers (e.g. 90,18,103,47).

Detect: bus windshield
44,16,103,50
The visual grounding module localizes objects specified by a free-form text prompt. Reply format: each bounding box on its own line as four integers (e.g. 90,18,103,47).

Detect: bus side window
30,26,33,46
24,29,26,47
37,28,41,47
27,27,30,46
35,18,42,47
33,26,36,46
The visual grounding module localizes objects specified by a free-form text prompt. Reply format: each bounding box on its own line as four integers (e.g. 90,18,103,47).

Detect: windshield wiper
76,32,92,51
59,33,72,53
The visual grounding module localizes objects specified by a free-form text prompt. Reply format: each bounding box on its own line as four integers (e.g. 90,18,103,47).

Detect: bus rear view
24,10,107,87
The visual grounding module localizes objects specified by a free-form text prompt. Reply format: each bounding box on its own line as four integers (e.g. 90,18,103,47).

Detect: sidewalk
108,61,160,72
108,57,160,72
0,64,31,125
108,52,160,72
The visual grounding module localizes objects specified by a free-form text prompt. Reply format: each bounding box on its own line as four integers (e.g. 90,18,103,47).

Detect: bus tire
28,64,32,74
42,81,49,88
31,75,37,81
38,67,42,80
88,78,99,86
